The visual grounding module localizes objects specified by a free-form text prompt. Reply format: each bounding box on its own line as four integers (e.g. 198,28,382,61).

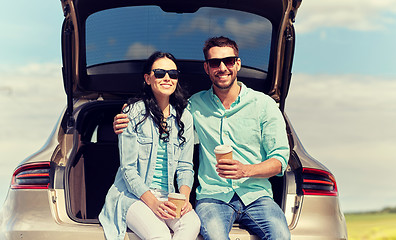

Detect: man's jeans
195,194,290,240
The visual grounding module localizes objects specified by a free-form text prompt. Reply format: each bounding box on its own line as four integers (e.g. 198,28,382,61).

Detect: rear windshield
86,6,272,71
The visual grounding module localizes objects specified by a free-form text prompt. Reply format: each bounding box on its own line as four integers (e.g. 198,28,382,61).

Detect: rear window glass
86,6,272,71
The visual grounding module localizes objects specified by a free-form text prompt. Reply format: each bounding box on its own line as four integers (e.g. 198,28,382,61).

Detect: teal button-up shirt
188,82,289,206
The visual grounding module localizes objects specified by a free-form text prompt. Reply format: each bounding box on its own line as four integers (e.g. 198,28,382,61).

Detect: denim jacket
99,101,194,240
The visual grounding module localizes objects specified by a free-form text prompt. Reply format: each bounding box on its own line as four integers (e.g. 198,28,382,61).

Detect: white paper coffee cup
214,145,233,162
168,193,186,218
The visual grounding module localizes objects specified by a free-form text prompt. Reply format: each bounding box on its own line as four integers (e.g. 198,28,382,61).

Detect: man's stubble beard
213,76,236,90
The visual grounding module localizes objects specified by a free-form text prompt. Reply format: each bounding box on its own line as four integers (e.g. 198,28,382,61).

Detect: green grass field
345,212,396,240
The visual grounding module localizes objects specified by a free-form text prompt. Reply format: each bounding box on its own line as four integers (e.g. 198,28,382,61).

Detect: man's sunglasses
205,56,239,68
152,69,180,79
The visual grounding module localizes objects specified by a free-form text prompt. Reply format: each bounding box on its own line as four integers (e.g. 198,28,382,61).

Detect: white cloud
0,63,64,110
174,15,271,48
125,42,157,59
224,18,272,48
286,73,396,212
175,15,222,35
295,0,396,33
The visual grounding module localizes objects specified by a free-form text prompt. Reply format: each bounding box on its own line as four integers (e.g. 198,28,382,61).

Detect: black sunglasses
206,56,239,68
151,69,180,79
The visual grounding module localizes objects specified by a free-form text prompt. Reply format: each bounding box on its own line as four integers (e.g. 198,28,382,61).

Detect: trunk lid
60,0,302,113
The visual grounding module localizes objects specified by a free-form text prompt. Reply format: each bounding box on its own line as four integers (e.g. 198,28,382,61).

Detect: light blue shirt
99,101,194,240
188,82,289,206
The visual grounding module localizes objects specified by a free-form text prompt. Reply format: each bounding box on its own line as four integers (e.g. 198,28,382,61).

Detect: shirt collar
169,104,177,118
238,81,248,97
209,81,247,107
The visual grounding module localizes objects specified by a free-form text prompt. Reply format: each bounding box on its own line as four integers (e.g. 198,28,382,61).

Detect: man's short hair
203,36,239,60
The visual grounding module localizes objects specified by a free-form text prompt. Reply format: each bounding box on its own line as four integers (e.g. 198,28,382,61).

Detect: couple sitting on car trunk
99,36,291,240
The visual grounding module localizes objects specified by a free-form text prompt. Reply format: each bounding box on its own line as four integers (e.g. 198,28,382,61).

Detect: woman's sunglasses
205,56,239,68
152,69,180,79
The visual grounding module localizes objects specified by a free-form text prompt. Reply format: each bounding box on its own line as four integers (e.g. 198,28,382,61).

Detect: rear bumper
1,190,347,240
290,195,348,239
0,190,106,240
0,190,256,240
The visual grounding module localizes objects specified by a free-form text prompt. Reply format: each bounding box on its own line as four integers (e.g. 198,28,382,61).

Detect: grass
345,212,396,240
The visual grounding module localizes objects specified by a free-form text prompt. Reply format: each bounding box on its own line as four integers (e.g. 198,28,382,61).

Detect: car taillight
11,162,51,189
302,168,338,196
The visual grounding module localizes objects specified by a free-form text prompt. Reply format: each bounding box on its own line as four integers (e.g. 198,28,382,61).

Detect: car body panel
291,196,348,239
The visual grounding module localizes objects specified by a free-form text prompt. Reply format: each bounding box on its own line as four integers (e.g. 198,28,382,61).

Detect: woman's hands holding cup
150,200,177,219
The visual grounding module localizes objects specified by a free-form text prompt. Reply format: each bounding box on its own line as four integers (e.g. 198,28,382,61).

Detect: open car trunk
59,0,302,228
66,100,289,222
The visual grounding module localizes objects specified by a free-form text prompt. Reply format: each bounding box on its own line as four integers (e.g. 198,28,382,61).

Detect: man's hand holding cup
215,145,247,179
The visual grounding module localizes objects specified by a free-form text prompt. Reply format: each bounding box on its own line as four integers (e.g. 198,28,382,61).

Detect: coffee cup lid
168,193,186,200
214,145,233,154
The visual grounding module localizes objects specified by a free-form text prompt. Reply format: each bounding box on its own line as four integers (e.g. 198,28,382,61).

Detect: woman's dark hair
125,51,188,145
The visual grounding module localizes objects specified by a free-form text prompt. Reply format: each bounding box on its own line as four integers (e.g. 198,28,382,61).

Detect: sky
0,0,395,214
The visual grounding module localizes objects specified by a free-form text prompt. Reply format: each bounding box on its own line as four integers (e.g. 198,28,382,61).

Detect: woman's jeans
195,194,290,240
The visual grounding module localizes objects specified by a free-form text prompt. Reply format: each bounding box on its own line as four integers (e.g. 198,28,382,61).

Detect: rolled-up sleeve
260,99,290,177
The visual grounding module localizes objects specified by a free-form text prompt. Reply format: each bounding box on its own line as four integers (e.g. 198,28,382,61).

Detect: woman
99,52,200,240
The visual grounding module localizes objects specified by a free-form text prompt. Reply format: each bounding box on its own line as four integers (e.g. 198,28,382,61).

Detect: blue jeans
195,194,290,240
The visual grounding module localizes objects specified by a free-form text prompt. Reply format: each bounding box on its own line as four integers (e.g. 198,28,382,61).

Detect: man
114,36,290,240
